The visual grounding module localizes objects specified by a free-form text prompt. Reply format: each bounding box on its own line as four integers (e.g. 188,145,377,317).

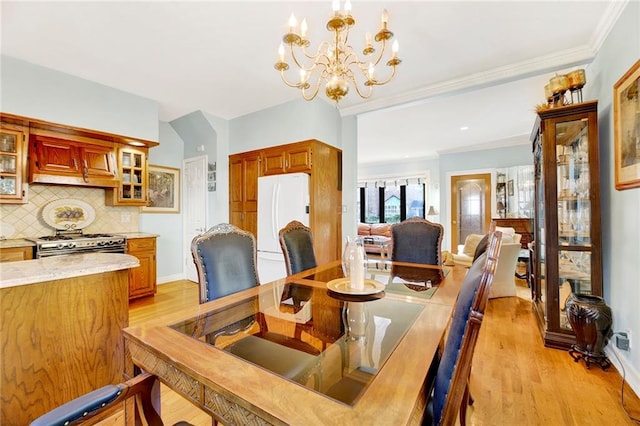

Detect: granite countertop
120,232,160,239
0,239,36,249
0,253,139,289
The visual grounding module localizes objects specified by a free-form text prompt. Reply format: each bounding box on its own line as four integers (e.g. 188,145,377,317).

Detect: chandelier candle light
275,0,401,102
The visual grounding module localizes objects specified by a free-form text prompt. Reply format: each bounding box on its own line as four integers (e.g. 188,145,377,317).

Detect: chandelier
274,0,401,103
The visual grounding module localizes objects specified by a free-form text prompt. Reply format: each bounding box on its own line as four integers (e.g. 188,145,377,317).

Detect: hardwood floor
129,278,640,425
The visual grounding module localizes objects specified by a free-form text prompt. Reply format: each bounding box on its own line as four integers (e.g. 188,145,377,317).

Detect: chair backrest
279,220,317,275
191,223,259,303
391,217,444,265
431,231,502,425
30,373,163,426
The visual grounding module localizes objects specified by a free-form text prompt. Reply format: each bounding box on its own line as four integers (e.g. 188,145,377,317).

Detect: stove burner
83,233,114,238
39,235,73,241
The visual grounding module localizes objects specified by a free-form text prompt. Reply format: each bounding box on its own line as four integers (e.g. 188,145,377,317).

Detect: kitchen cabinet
530,100,602,349
127,236,157,300
0,123,29,204
29,131,118,188
0,246,34,262
229,139,342,265
229,153,260,238
262,142,312,175
106,147,149,206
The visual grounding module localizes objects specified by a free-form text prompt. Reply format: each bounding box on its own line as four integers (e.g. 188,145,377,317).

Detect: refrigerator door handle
271,182,279,240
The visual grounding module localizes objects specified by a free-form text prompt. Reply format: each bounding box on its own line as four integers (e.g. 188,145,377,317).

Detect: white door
183,155,208,282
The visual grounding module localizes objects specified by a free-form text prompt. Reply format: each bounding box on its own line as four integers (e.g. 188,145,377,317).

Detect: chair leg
460,382,470,426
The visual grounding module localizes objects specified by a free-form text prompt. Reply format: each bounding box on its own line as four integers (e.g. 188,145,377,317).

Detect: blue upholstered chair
191,223,260,303
426,231,502,426
29,373,191,426
279,220,317,275
391,217,444,265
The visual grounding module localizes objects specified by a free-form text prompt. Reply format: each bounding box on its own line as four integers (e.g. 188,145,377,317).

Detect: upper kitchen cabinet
262,142,312,176
0,113,158,205
29,131,118,187
105,147,149,206
0,123,29,204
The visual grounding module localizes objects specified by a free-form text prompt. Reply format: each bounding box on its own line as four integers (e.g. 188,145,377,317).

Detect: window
359,179,425,223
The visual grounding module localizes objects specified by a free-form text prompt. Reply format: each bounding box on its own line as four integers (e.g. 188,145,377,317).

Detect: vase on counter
566,293,612,370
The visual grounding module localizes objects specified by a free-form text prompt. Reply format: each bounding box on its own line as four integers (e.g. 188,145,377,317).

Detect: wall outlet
616,332,630,351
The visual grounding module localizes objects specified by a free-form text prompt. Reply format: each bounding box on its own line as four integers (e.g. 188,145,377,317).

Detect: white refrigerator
257,172,310,284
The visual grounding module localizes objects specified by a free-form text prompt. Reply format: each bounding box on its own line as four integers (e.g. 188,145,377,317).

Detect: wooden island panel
0,269,129,425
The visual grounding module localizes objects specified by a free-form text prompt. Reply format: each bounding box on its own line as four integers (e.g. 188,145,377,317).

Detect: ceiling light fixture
274,0,401,103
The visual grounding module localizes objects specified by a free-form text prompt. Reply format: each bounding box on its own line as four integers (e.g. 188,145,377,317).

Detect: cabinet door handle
82,160,89,182
73,158,78,170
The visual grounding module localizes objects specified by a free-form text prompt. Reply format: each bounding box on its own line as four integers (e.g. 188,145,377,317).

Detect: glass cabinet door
555,117,594,330
0,126,27,203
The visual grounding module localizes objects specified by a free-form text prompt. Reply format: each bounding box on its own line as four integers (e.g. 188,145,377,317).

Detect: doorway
183,155,208,282
450,173,492,252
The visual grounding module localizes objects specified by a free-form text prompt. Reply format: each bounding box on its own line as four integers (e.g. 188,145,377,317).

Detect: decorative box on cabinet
106,147,149,206
229,139,342,266
530,100,602,349
127,236,157,300
0,123,28,204
229,153,260,238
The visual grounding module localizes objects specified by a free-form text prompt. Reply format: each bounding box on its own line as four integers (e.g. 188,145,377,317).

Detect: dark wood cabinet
229,140,342,265
530,100,602,349
493,218,533,250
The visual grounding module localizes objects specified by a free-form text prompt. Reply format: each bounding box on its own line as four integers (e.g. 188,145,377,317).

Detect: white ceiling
0,1,624,165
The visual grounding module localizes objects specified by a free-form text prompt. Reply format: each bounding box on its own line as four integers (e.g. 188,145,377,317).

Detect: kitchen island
0,253,139,425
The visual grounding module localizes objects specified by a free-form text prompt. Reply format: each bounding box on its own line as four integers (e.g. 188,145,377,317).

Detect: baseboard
606,345,640,398
157,273,187,285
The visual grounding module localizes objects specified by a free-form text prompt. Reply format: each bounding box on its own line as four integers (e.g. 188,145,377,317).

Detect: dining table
122,259,468,425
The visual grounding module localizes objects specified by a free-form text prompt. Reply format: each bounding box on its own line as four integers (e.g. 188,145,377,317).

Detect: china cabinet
530,100,602,349
0,123,29,203
229,152,261,237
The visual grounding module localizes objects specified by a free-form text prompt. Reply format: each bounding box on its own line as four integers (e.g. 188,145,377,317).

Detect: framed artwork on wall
142,165,180,213
613,59,640,190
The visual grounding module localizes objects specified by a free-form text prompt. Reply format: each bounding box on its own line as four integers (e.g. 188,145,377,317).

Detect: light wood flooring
129,275,640,425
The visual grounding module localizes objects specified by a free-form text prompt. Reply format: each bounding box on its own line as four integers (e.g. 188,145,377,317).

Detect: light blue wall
0,55,158,140
140,122,185,282
585,1,640,392
230,98,342,152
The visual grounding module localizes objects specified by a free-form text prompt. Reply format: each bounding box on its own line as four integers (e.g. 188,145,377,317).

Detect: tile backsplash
0,184,139,239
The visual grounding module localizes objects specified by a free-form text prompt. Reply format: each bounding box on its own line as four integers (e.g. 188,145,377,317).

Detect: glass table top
169,281,425,406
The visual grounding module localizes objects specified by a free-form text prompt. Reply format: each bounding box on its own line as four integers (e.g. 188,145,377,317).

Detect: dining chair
390,217,444,265
29,373,192,426
191,223,260,303
279,220,317,275
425,230,502,426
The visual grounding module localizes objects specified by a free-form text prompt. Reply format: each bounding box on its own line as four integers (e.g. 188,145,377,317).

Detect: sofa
357,222,393,256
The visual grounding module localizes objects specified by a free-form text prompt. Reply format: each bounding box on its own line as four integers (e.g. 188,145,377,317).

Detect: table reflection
169,281,423,406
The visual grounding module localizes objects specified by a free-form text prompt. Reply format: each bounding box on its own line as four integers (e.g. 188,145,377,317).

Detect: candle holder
567,69,586,104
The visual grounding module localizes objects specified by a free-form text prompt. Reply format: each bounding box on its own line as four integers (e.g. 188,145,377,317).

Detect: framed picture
614,59,640,190
507,179,514,196
142,165,180,213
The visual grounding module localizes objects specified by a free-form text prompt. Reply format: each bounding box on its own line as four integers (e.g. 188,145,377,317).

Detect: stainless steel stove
28,230,127,258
